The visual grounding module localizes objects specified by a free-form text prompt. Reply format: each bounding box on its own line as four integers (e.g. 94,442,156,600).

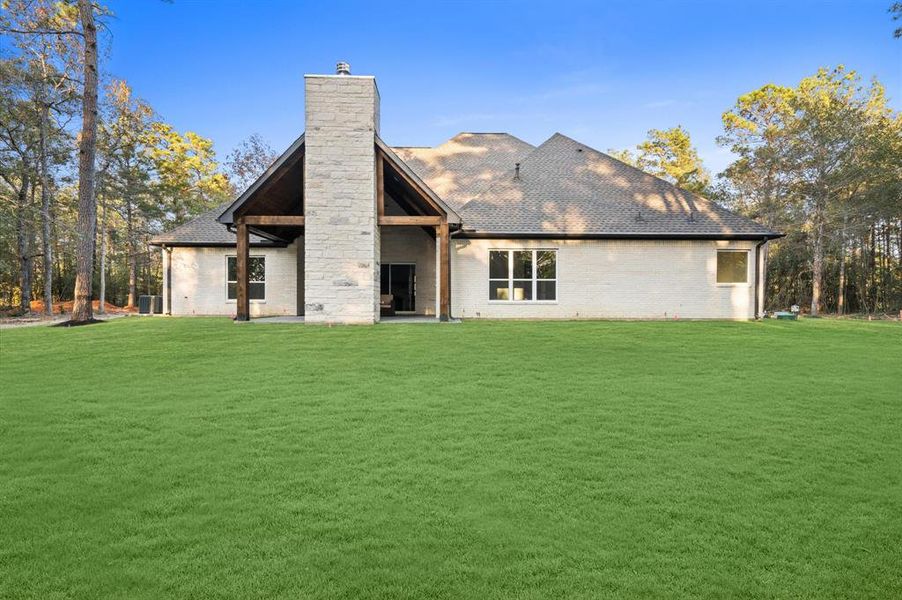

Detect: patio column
438,220,450,321
236,221,249,321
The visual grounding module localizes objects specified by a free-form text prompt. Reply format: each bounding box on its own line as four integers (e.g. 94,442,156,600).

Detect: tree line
0,0,276,318
1,2,900,319
612,67,901,317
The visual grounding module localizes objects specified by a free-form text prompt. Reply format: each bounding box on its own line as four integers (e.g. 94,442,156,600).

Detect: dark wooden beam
384,178,426,216
239,215,305,226
376,152,385,218
234,146,304,220
236,222,250,321
247,226,291,244
378,147,445,216
379,215,442,226
438,220,450,321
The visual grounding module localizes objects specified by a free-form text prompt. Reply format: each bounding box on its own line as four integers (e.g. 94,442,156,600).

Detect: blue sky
105,0,901,175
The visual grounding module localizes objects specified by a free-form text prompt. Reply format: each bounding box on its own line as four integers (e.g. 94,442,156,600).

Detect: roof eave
148,240,286,248
456,230,784,240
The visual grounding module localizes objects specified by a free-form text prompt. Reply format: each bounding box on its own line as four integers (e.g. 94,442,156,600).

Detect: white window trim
225,255,267,303
488,248,558,303
715,249,751,287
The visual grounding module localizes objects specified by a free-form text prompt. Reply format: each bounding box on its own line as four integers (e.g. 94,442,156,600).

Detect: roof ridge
445,131,535,148
546,132,770,227
149,200,239,245
552,132,679,191
461,132,562,207
400,132,536,208
168,201,233,234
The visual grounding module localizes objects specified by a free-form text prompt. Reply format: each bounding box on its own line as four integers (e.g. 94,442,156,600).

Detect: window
716,250,749,284
227,256,265,300
489,249,557,301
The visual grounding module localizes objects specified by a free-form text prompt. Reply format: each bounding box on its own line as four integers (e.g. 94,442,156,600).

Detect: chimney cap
336,61,351,75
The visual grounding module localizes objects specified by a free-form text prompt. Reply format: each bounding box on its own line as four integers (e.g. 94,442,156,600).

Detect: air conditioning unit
138,295,164,315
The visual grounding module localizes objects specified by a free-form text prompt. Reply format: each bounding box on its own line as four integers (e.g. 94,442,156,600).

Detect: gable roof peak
443,131,533,145
453,131,514,136
218,133,305,225
391,132,536,210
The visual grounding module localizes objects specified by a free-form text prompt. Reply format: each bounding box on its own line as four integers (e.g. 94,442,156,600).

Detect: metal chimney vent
336,61,351,75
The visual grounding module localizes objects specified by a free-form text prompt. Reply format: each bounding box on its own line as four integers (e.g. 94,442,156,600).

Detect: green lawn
1,318,900,599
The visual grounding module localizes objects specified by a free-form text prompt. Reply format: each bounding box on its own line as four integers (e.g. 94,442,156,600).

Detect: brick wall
165,243,299,317
451,238,762,319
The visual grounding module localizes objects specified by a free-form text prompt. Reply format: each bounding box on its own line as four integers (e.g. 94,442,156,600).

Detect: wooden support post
236,222,249,321
438,220,450,321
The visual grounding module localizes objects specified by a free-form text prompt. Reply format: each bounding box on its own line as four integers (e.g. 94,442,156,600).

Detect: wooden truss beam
376,147,446,216
378,215,442,226
238,215,306,226
376,152,385,218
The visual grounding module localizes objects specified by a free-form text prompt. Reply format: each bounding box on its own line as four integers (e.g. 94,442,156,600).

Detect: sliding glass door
380,263,416,312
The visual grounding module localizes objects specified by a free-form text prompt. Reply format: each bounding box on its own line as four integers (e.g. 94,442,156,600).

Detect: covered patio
216,136,457,322
247,315,461,324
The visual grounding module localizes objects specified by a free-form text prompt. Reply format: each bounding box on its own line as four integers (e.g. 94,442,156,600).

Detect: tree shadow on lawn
51,318,106,327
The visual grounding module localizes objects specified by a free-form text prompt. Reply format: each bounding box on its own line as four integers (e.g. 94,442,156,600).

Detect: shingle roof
458,133,780,238
392,133,535,211
149,202,278,246
151,131,779,245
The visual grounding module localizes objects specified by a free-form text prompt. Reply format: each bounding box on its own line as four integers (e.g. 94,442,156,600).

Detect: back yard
1,318,900,598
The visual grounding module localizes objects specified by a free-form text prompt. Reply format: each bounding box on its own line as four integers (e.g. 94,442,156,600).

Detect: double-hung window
227,256,266,300
716,250,749,284
489,249,557,301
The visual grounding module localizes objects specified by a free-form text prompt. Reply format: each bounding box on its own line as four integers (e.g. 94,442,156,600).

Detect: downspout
753,238,768,319
448,225,465,320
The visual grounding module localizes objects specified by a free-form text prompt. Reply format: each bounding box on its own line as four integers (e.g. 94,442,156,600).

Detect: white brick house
151,64,781,323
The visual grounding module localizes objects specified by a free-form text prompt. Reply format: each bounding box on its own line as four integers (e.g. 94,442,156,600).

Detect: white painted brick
451,239,763,320
166,243,299,317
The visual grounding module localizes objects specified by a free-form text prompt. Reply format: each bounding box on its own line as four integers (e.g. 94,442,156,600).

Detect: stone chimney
303,63,381,323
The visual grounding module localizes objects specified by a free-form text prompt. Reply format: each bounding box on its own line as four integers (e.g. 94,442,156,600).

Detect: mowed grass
1,318,900,599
